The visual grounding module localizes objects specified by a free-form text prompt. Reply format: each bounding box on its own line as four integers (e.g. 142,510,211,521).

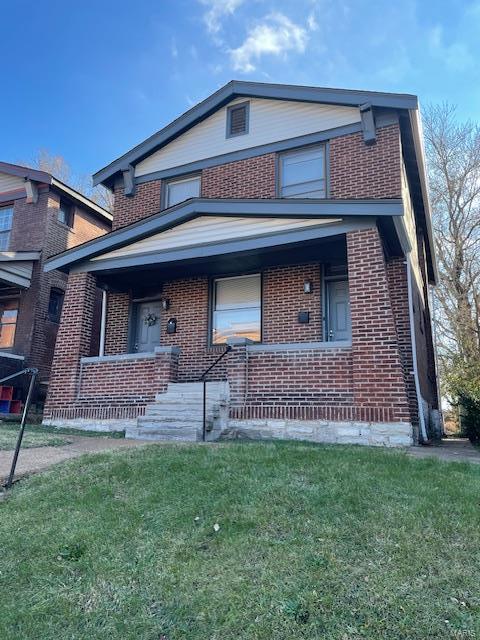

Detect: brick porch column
346,227,410,422
44,272,97,415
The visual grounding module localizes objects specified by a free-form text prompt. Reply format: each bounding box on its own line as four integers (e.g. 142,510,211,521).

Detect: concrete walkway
0,435,153,485
408,437,480,464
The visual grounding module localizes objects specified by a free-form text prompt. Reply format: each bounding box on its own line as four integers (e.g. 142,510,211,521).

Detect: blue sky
2,0,479,182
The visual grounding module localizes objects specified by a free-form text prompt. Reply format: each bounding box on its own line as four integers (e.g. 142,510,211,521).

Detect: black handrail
1,367,38,489
199,345,232,442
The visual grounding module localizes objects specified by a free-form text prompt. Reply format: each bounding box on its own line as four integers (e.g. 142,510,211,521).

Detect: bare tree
20,149,113,212
423,104,480,395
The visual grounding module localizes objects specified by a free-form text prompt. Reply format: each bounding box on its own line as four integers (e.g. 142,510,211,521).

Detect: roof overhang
44,197,403,274
0,161,112,224
0,251,40,289
92,80,418,188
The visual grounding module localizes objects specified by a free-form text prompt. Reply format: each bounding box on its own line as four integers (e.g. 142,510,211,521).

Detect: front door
327,280,351,341
133,301,161,352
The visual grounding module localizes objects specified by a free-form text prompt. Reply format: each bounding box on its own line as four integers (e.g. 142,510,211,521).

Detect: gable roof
92,80,418,189
44,196,403,274
0,161,112,223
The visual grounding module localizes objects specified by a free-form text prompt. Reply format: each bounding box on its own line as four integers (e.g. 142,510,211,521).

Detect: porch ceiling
44,197,404,275
97,235,348,292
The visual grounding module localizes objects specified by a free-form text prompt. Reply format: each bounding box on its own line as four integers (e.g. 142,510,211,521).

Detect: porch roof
0,251,40,289
44,197,403,275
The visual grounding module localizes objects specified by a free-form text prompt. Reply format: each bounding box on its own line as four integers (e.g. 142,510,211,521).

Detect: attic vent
226,102,249,138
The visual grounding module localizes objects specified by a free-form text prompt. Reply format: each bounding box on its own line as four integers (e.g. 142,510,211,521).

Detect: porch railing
199,345,232,442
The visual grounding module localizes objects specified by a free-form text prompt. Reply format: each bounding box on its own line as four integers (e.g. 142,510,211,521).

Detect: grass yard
0,441,479,639
0,423,72,450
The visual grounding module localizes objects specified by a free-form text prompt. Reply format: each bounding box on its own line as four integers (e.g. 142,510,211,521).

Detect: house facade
0,162,112,404
43,81,440,446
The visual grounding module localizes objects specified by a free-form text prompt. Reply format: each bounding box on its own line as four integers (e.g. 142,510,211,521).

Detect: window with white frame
0,206,13,250
165,175,201,208
212,274,261,344
279,146,326,198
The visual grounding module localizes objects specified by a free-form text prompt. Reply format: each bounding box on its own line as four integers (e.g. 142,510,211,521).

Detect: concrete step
145,404,221,416
138,417,206,428
132,429,199,442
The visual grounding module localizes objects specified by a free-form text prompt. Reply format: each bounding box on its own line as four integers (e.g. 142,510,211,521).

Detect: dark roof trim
0,161,112,223
92,80,417,187
44,197,403,273
0,161,51,184
70,218,376,275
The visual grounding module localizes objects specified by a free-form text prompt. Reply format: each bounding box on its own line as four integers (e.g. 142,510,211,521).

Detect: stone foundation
42,418,135,433
225,419,413,447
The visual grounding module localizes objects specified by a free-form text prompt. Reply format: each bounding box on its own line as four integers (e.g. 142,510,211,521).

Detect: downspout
99,289,107,357
406,256,429,443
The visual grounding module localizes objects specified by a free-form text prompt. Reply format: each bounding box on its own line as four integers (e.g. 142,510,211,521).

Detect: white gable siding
92,216,342,261
0,172,24,194
135,98,361,177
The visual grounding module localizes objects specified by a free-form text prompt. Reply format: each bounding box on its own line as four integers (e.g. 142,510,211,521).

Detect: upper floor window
0,299,18,348
279,146,326,198
48,288,65,323
165,175,201,208
0,207,13,251
226,102,249,138
58,198,74,227
212,274,261,345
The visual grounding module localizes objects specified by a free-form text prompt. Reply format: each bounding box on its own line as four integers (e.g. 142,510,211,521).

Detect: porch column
346,227,410,423
44,272,97,415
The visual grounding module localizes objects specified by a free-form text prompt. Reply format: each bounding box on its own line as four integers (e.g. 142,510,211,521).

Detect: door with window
326,280,351,342
133,301,161,353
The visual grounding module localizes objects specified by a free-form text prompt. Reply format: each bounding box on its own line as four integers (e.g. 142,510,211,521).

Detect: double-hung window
0,299,18,348
212,274,261,344
0,206,13,250
58,198,73,227
279,146,326,198
165,175,201,208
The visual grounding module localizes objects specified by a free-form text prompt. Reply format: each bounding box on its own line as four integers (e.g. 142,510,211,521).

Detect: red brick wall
329,124,402,198
346,227,410,422
113,181,162,230
105,293,130,355
263,264,322,343
7,191,109,385
201,154,276,199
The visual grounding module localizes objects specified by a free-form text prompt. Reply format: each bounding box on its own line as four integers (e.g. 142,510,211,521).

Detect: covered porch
44,197,414,446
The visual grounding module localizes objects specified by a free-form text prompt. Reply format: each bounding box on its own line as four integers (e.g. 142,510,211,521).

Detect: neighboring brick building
0,162,111,406
44,81,440,446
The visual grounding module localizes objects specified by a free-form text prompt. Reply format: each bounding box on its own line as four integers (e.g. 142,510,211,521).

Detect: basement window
226,102,249,138
279,145,326,198
211,274,261,344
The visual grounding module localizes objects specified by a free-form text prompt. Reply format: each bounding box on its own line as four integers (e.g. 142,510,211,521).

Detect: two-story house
0,161,112,406
43,81,440,446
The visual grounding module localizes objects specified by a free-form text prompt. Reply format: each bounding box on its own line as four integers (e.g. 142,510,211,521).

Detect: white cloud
307,12,318,31
229,13,309,73
199,0,245,34
428,25,474,72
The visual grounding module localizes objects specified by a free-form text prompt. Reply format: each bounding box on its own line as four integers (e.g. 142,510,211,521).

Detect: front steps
126,382,229,442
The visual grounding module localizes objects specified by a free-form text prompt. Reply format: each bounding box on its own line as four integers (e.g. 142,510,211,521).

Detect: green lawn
0,442,479,639
0,423,71,450
0,423,124,450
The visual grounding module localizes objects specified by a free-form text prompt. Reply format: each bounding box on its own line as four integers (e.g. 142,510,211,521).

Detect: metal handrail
0,367,38,489
199,345,232,442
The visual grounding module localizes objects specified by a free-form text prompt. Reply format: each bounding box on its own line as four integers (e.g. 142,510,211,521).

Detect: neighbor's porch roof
0,251,40,289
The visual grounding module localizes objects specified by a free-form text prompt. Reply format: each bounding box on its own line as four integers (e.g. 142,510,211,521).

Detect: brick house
0,161,111,404
44,81,440,446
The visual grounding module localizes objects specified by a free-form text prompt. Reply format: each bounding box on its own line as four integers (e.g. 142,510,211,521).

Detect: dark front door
327,280,351,341
133,301,161,352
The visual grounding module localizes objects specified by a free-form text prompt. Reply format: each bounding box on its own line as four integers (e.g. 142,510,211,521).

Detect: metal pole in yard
5,368,38,489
